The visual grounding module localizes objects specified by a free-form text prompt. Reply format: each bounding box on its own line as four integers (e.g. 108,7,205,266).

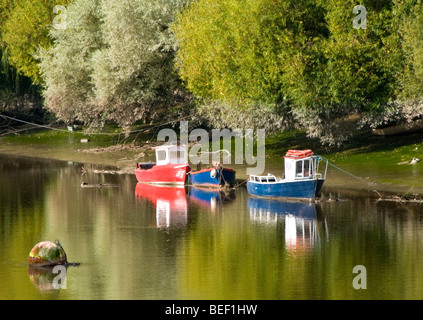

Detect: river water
1,153,423,300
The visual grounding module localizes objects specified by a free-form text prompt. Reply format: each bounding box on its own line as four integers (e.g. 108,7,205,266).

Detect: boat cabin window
285,157,314,180
251,175,277,183
304,160,310,177
155,146,188,165
295,158,313,178
157,150,167,162
296,161,303,177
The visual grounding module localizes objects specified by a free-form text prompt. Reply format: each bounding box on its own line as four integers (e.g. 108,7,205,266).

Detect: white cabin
284,156,316,180
153,145,188,166
283,149,324,181
248,149,327,184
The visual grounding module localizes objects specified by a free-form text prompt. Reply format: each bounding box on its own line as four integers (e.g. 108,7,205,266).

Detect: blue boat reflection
247,197,316,219
247,197,323,253
135,183,188,228
189,187,235,211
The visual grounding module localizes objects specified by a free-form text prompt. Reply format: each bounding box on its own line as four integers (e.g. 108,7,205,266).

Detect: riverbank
0,126,154,173
1,125,423,197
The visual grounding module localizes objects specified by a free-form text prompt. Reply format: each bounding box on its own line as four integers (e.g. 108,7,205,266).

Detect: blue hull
190,168,236,187
247,178,325,200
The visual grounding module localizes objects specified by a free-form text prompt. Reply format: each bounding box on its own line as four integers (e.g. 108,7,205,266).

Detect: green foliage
90,0,189,127
174,0,294,105
2,0,423,145
288,0,402,143
1,0,73,84
40,0,190,127
396,0,423,100
38,0,104,124
358,0,423,130
174,0,406,145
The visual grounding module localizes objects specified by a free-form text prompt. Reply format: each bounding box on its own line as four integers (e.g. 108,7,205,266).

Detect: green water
1,153,423,300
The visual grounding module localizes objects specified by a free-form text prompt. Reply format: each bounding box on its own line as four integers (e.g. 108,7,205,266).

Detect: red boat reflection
135,183,188,228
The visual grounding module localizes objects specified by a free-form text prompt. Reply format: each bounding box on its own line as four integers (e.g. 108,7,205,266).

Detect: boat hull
247,178,325,200
135,163,190,185
189,167,236,188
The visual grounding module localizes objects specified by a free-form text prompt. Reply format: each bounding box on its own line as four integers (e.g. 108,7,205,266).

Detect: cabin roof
284,149,314,159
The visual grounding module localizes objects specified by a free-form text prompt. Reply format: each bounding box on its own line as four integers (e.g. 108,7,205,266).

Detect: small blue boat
247,149,327,201
189,163,236,188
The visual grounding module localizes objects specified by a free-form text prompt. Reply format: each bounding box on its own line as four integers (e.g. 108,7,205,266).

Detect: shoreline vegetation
2,0,423,148
1,1,423,202
1,123,423,203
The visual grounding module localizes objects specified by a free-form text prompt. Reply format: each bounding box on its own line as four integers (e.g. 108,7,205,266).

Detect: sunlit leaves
39,0,189,126
175,0,406,145
1,0,73,84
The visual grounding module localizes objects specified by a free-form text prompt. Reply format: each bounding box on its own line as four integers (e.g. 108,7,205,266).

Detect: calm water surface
1,153,423,300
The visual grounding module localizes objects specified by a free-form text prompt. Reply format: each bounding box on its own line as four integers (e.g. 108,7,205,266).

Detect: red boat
135,145,191,185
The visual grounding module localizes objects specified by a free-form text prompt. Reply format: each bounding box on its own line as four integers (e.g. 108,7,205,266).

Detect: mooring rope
198,149,231,156
0,114,69,133
0,114,191,136
319,157,377,186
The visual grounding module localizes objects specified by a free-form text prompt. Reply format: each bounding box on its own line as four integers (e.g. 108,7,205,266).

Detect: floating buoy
28,240,67,267
210,168,217,178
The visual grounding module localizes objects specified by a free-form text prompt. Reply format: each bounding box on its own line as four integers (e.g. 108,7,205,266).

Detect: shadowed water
1,153,423,299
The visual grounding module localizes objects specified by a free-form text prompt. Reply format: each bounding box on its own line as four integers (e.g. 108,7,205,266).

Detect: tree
1,0,46,113
38,0,104,125
396,0,423,101
174,0,402,145
357,0,423,130
90,0,190,128
174,0,295,105
0,0,18,93
288,0,401,143
2,0,73,84
39,0,190,127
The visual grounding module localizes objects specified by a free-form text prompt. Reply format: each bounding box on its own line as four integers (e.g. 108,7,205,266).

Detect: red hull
135,163,190,185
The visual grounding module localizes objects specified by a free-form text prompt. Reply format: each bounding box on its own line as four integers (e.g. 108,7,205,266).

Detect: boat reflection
248,198,324,253
189,187,236,211
135,183,188,228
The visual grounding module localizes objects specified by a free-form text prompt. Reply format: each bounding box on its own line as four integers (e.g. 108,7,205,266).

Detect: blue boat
189,163,236,188
247,149,327,201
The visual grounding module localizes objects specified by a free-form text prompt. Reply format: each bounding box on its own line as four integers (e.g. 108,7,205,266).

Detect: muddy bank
0,129,158,173
1,128,423,198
